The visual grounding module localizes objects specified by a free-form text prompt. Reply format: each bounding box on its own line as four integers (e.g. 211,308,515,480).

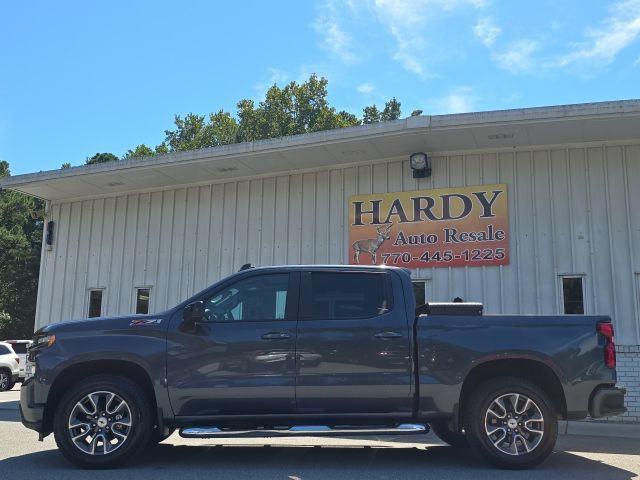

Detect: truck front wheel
464,377,557,469
53,375,154,468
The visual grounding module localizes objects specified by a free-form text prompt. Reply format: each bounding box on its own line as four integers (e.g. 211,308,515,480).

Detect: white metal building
2,100,640,421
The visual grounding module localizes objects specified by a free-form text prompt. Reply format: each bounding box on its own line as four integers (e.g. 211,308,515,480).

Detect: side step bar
180,424,428,439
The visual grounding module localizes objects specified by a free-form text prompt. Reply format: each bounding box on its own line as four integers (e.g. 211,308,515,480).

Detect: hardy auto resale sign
348,184,509,268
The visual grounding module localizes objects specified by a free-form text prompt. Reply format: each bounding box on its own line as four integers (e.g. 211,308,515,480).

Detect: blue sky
1,0,639,175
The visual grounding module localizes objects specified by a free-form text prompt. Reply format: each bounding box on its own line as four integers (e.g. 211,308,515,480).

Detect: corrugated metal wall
36,142,640,346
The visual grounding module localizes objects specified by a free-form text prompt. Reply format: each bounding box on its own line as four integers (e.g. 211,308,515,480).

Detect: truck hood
35,313,169,336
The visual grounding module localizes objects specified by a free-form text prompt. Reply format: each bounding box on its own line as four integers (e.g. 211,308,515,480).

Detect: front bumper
590,386,626,418
20,378,45,434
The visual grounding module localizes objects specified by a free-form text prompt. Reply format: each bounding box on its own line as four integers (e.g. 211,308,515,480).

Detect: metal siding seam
216,184,226,280
341,168,346,264
547,150,561,313
143,193,152,287
463,154,469,300
531,153,540,314
547,150,559,313
80,200,94,318
39,204,57,328
164,190,176,311
154,191,165,312
116,195,131,314
130,194,141,312
480,154,486,310
447,155,453,301
68,202,82,320
192,187,202,295
603,146,620,330
514,154,522,312
585,148,598,314
566,149,576,272
498,155,505,313
204,185,213,287
57,204,72,323
34,201,49,330
622,146,640,345
177,188,188,299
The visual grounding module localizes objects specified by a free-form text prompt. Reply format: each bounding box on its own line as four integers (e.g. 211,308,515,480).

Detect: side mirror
182,301,204,328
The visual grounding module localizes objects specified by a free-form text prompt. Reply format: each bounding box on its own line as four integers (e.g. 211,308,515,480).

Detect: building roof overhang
3,99,640,202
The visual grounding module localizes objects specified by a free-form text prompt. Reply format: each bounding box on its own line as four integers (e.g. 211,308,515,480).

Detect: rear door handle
374,331,403,339
261,332,291,340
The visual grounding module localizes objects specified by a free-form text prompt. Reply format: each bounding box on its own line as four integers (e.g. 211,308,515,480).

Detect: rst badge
130,318,162,327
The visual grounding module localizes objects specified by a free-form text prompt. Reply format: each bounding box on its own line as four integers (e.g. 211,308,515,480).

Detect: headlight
34,334,56,348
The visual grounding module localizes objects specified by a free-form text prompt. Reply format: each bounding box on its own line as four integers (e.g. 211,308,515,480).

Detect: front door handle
261,332,291,340
374,331,403,340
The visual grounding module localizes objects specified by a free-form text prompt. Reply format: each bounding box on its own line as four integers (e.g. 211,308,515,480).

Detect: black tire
430,420,469,448
0,369,11,391
464,377,557,469
149,427,175,445
53,375,154,469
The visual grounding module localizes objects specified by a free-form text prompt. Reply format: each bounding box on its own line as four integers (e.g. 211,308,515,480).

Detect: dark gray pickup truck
20,265,625,469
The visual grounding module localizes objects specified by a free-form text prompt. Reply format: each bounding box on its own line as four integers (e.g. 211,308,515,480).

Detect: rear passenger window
9,343,27,354
303,272,393,320
0,345,10,355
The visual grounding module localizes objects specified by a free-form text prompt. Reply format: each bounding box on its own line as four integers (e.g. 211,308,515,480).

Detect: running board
179,424,428,439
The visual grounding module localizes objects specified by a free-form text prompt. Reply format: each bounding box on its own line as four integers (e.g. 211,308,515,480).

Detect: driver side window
203,274,289,322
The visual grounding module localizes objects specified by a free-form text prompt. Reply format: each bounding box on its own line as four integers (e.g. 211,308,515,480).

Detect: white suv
4,340,32,381
0,341,19,391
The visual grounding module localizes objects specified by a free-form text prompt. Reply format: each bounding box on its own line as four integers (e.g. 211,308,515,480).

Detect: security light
409,152,431,178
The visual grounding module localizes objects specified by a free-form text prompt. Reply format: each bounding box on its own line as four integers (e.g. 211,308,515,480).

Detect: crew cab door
166,272,299,417
294,270,413,416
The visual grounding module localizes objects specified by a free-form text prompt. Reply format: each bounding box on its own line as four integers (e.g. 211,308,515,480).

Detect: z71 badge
130,318,163,326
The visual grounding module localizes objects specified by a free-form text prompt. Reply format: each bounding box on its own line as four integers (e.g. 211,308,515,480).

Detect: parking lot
1,385,639,480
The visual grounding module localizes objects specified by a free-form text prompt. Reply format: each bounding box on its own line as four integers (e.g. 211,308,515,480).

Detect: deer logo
353,225,392,264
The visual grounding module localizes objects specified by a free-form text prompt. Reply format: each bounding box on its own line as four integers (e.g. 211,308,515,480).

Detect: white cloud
357,82,375,93
558,0,640,67
493,39,538,73
370,0,488,76
252,68,291,99
314,1,358,64
473,16,500,47
434,86,479,113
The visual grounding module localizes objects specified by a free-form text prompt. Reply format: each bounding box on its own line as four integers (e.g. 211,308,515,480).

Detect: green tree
122,144,155,160
411,109,423,116
381,98,401,121
86,152,119,165
162,75,362,152
61,163,71,169
362,104,381,124
0,161,43,338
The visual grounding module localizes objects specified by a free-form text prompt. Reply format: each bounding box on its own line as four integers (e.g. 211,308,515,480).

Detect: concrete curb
559,421,640,439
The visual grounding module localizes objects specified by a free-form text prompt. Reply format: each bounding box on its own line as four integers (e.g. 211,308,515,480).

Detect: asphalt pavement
1,385,639,480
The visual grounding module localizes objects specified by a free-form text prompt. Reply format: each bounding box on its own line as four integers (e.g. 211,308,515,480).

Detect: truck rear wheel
464,377,557,469
429,420,469,447
53,375,153,469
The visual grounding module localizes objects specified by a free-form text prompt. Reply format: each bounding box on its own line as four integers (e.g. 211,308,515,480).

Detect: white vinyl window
412,279,432,307
135,287,151,315
88,289,105,318
560,275,585,315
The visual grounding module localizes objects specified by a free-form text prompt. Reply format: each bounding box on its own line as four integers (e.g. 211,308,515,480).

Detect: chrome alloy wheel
0,371,8,390
67,391,133,455
484,392,544,455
